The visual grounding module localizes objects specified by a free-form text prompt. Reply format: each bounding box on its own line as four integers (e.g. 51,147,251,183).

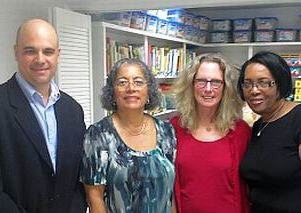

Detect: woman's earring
146,99,150,104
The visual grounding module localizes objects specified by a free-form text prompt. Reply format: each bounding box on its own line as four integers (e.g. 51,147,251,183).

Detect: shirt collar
15,72,60,105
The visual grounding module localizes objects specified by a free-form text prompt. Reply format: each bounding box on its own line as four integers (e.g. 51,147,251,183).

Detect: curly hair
101,58,162,111
173,53,243,134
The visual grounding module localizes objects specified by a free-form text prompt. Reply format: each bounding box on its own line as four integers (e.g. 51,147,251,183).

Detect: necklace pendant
257,131,261,137
206,127,212,132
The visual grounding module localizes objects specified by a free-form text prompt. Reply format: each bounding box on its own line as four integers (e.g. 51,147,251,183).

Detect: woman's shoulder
169,115,180,126
155,116,173,127
153,116,175,136
232,119,252,141
235,119,251,131
85,116,113,136
289,103,301,116
153,116,177,149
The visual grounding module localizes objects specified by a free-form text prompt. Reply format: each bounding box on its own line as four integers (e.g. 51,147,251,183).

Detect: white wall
0,0,65,84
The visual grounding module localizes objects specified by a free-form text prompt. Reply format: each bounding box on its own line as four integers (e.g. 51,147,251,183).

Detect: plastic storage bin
130,11,147,30
145,15,158,33
254,30,274,42
275,28,297,42
185,12,194,25
233,18,253,30
167,8,186,24
92,12,132,27
183,25,194,40
255,17,278,30
197,30,207,43
176,23,185,38
190,27,200,42
211,19,232,31
157,19,168,35
167,21,178,37
198,15,210,30
209,31,231,43
233,30,252,43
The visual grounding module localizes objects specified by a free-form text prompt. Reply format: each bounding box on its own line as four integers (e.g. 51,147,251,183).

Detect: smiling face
114,64,148,112
242,63,279,117
193,61,224,111
14,19,60,94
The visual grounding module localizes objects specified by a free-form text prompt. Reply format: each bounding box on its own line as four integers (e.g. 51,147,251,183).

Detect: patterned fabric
81,115,177,213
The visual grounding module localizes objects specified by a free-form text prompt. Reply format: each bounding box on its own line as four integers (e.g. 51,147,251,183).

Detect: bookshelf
92,21,203,119
92,21,301,120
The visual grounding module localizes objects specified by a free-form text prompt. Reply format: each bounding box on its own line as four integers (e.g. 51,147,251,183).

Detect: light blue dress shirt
16,72,60,172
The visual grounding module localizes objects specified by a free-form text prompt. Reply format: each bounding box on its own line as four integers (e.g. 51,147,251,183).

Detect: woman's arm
172,193,177,213
299,144,301,160
84,184,106,213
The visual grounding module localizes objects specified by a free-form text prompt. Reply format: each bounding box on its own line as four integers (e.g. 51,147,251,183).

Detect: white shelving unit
91,21,301,121
200,42,301,66
92,21,205,120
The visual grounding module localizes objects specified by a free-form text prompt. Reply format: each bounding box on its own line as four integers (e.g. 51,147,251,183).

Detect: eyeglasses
194,78,224,89
241,80,276,90
115,79,146,89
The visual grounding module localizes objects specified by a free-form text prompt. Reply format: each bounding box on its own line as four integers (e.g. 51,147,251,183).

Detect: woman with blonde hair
170,53,251,213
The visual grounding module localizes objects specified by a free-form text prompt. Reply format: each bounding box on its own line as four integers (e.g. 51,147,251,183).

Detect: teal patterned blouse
80,115,177,213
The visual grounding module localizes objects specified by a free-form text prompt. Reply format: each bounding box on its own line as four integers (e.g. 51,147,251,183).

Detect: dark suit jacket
0,75,87,213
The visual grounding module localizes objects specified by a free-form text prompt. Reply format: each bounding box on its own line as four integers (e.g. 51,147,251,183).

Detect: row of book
106,37,197,77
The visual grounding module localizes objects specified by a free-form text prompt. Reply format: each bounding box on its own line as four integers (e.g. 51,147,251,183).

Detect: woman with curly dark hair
81,58,177,213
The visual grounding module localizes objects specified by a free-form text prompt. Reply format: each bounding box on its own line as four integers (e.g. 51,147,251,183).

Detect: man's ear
57,48,61,63
13,44,18,59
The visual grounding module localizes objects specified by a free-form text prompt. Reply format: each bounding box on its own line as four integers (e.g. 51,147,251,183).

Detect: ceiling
60,0,301,13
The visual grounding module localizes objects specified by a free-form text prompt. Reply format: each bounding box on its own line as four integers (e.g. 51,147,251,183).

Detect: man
0,19,86,213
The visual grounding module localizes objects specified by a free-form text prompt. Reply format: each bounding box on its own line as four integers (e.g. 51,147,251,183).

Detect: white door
49,7,93,125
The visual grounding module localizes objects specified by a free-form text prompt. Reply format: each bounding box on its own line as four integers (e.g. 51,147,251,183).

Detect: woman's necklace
256,101,286,137
257,122,271,136
118,115,148,136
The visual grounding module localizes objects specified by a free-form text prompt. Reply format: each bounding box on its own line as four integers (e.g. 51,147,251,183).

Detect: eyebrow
23,46,35,50
116,76,145,80
23,46,56,51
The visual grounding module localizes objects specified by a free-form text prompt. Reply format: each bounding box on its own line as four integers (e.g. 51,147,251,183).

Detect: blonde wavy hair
172,53,243,134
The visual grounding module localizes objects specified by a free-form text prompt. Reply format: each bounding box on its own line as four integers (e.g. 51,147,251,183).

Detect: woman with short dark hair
238,51,301,212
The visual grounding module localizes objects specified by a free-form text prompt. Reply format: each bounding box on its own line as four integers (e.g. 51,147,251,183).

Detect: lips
202,96,214,100
124,96,139,101
203,96,213,99
249,98,264,105
31,67,49,72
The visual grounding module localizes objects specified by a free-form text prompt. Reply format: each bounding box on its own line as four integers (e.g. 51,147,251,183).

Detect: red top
170,116,251,213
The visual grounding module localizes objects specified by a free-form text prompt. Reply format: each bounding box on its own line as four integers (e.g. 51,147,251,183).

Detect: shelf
201,42,301,48
97,22,301,50
99,22,204,46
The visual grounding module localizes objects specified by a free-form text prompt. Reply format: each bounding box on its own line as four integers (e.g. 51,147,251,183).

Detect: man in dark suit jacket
0,19,87,213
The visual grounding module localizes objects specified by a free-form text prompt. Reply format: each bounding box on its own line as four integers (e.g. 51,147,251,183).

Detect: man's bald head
14,19,60,96
15,19,59,47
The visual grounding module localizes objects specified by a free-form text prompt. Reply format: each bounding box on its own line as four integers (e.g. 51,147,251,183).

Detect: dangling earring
146,99,150,104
